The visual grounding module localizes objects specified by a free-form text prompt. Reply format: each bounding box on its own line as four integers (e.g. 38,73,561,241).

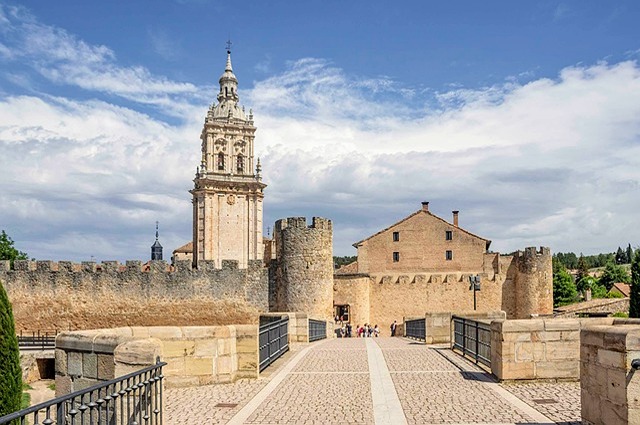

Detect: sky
0,0,639,261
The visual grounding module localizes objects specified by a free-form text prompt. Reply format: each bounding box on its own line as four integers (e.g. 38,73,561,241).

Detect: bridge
164,337,579,424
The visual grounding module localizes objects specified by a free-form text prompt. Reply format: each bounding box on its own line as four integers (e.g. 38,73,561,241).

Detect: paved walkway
165,338,582,425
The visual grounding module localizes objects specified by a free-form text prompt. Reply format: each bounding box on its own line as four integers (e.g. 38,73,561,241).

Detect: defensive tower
514,247,553,318
273,217,333,321
190,48,266,268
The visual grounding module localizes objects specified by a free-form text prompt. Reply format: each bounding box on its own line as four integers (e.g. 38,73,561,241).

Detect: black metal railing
259,315,289,372
404,318,426,341
17,330,57,350
308,319,327,342
452,316,491,367
0,357,166,425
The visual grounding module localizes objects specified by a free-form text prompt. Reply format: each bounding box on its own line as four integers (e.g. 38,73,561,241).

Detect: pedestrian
346,322,352,337
390,320,397,337
374,324,379,337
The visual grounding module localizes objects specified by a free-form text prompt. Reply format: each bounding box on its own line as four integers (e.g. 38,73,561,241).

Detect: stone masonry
0,259,267,331
272,217,334,322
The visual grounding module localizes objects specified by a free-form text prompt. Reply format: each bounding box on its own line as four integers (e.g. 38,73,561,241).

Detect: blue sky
1,1,640,261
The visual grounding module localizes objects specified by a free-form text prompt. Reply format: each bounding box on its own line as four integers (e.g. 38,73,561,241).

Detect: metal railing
308,319,327,342
404,318,426,341
17,330,57,350
452,316,491,368
259,315,289,372
0,357,166,425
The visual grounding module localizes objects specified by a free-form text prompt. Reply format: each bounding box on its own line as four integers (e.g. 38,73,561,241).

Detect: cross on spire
225,39,232,53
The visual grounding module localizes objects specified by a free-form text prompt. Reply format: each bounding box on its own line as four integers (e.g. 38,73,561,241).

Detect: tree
0,281,22,416
627,244,634,264
0,231,28,266
553,263,578,307
576,255,590,283
598,262,630,290
615,247,626,265
630,250,640,318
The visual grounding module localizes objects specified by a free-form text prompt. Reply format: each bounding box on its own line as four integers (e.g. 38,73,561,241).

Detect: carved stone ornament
227,194,236,205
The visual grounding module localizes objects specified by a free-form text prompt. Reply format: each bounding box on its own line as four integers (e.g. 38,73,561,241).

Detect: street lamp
469,275,481,311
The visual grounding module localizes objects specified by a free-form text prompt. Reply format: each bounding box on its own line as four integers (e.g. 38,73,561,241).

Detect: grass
21,391,30,410
47,383,55,391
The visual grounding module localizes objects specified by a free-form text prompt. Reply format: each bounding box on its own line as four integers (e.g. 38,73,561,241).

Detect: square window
393,231,399,242
393,252,400,262
446,230,452,241
446,250,453,261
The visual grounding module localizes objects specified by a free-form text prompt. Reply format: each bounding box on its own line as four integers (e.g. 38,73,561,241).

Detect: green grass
47,383,55,391
21,391,30,410
613,312,629,318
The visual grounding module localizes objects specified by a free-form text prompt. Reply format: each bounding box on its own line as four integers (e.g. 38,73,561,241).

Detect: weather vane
226,39,232,53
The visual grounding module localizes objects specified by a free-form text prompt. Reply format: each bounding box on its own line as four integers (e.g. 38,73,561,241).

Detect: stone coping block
56,325,259,389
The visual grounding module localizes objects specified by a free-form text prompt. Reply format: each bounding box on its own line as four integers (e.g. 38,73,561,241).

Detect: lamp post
469,275,481,311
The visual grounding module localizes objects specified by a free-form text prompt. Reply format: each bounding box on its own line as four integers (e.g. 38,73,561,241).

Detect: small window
217,152,225,171
446,230,452,241
236,154,244,173
446,250,453,261
393,252,400,262
393,231,399,242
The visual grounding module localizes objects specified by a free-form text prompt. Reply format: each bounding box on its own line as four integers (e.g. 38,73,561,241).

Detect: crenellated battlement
516,246,551,260
274,216,332,232
0,259,265,274
371,272,496,285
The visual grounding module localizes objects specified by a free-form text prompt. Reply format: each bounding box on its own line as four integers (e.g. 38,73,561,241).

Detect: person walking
390,320,397,337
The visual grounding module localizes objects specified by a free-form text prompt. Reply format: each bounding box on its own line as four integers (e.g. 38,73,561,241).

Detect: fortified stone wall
333,247,552,336
333,275,371,327
0,259,268,331
272,217,333,322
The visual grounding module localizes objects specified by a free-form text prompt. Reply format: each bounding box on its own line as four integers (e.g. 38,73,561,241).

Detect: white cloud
1,5,639,261
0,4,204,116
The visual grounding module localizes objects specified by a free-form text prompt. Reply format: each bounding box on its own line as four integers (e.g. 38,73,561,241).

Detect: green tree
598,262,630,290
0,231,28,266
630,250,640,318
553,263,578,307
627,244,634,264
0,280,22,416
576,255,590,284
615,246,626,265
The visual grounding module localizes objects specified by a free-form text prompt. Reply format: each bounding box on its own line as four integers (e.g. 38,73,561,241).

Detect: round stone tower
273,217,333,321
514,246,553,319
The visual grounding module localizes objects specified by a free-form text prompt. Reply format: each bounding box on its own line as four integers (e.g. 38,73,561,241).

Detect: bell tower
190,47,266,268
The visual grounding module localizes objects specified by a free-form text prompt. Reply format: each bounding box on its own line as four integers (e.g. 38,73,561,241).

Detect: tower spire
155,221,159,240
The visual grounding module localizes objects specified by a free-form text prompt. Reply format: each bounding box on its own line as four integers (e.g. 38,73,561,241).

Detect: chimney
421,201,429,212
452,210,459,227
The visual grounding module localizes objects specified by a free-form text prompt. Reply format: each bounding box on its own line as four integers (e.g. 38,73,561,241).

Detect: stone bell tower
190,48,266,269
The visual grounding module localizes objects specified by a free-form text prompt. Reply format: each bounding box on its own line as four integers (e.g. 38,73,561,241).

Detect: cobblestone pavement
164,378,268,424
500,381,582,425
377,339,535,424
164,337,584,424
246,338,374,424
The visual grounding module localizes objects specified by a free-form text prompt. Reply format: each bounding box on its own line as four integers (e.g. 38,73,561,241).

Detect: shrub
0,280,22,416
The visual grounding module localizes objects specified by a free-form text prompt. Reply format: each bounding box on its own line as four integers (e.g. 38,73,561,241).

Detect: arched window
217,152,225,171
237,154,244,173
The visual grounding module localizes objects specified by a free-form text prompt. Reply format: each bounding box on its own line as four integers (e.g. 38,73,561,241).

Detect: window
393,231,399,242
446,230,452,241
446,250,453,261
236,154,244,173
217,152,225,171
393,252,400,262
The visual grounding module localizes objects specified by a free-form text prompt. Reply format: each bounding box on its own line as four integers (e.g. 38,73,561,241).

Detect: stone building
190,49,266,269
334,202,554,334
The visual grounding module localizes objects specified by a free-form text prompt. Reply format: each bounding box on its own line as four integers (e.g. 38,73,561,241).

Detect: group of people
336,322,380,338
